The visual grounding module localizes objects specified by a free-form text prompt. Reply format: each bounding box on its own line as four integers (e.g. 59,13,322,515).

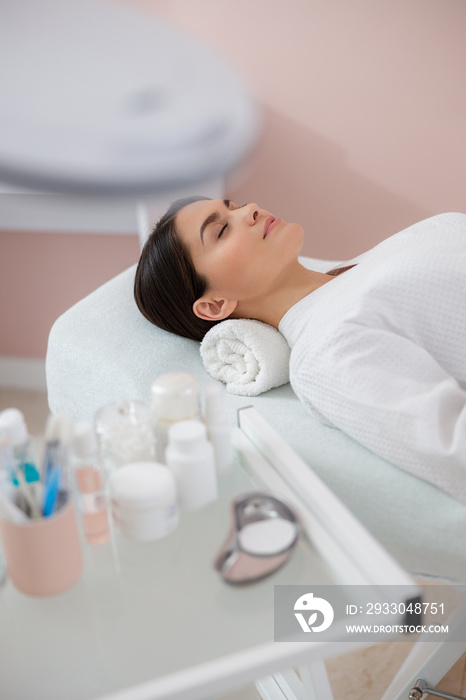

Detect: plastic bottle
203,381,234,475
0,408,41,517
151,373,201,463
72,421,110,545
0,408,39,483
165,420,217,510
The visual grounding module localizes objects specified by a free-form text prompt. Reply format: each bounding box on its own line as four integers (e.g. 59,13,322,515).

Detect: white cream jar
109,461,178,541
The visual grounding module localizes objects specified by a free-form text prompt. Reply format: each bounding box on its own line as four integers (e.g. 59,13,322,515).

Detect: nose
244,202,259,225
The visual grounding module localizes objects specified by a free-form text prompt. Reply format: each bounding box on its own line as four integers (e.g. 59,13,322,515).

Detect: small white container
203,381,234,475
151,373,201,463
109,461,178,541
165,420,218,511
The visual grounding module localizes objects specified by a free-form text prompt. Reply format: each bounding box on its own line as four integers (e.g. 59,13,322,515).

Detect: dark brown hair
134,196,223,342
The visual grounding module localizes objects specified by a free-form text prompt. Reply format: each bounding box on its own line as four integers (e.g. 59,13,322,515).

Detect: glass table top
0,457,338,700
0,410,419,700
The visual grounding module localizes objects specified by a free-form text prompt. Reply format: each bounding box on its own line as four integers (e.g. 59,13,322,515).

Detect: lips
263,216,281,238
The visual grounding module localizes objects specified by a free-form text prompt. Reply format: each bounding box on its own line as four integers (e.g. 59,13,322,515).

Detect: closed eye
218,202,248,239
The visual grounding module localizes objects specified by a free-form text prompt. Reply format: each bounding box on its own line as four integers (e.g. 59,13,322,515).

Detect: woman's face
176,199,304,311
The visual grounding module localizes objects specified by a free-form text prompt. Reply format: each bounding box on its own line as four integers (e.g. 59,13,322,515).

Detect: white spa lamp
0,0,259,196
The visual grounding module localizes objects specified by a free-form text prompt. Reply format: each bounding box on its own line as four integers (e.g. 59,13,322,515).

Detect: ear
193,295,238,322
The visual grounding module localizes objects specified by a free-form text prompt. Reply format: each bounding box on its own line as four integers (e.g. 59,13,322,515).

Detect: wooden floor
326,644,466,700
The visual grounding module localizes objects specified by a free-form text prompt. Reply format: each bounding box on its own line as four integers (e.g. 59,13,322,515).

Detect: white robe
279,213,466,503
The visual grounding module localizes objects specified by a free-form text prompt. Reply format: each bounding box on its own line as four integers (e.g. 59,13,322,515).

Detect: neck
234,262,333,329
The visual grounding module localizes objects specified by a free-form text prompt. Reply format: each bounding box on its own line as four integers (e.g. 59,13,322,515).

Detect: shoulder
349,212,466,265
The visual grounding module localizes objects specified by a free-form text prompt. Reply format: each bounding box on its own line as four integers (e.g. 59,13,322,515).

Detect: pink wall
0,230,140,358
2,0,466,361
137,0,466,258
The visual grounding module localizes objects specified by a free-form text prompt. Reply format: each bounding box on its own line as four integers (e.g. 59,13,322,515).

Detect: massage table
46,256,466,587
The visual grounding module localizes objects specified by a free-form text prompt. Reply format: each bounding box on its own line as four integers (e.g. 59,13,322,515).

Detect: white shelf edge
232,429,369,587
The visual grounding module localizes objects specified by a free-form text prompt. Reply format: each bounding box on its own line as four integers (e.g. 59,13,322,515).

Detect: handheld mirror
214,492,300,584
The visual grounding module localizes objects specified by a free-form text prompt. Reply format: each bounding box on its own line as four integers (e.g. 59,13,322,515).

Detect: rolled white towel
200,319,290,396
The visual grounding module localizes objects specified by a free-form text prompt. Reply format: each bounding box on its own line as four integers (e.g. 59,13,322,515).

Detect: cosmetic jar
203,381,234,475
165,420,217,510
151,373,200,463
109,461,178,541
94,399,156,472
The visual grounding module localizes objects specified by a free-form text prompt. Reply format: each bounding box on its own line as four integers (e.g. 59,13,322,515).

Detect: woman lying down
134,197,466,505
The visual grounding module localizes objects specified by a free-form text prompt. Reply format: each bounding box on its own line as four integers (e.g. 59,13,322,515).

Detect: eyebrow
200,199,231,244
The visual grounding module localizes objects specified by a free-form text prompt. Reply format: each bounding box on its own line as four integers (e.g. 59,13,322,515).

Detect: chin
287,221,305,253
